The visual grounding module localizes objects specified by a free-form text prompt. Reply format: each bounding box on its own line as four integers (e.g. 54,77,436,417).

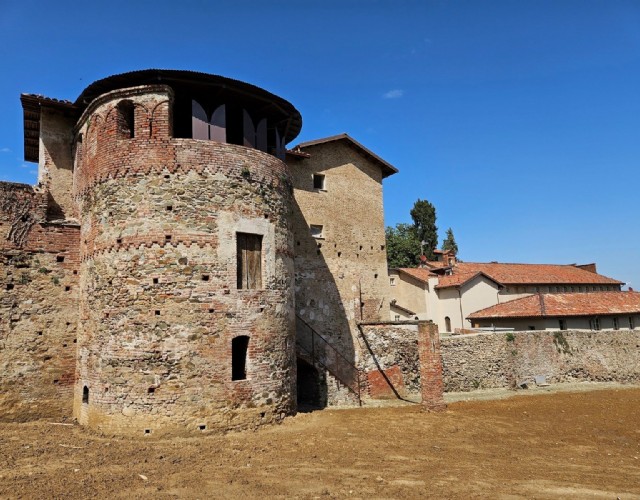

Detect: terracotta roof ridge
539,292,546,317
292,133,398,178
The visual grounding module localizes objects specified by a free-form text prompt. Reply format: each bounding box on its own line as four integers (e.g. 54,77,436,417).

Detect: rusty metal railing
295,315,361,405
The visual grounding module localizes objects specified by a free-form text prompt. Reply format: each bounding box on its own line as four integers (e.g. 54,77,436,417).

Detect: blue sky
1,0,638,287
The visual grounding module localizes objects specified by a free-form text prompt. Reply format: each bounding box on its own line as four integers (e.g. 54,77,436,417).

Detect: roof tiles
468,291,640,319
437,262,622,288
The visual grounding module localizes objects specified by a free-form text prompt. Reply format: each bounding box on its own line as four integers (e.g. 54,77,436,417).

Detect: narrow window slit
232,336,250,381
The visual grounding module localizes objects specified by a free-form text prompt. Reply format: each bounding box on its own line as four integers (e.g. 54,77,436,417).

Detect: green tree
410,199,438,260
442,227,458,255
385,223,421,268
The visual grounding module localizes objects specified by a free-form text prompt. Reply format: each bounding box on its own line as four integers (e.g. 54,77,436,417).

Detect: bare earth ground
1,385,639,499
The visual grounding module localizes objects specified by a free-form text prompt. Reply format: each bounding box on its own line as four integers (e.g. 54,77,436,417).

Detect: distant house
468,291,640,331
388,258,624,333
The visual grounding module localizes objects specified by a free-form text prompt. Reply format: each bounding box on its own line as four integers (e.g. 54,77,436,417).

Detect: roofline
292,133,399,178
21,94,79,163
20,69,303,163
396,268,434,283
390,303,416,315
435,271,504,290
467,292,640,320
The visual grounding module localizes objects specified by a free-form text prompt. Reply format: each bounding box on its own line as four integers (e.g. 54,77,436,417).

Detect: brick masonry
0,182,80,421
70,86,296,436
288,141,391,404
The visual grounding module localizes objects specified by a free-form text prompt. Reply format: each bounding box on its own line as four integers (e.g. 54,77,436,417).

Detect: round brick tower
70,70,301,436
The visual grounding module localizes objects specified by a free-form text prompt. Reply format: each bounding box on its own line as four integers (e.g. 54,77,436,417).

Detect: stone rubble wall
0,181,80,420
358,323,420,399
441,329,640,392
72,87,296,436
357,324,640,398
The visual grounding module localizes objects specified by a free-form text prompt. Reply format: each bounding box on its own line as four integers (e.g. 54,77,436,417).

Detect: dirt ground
1,386,639,499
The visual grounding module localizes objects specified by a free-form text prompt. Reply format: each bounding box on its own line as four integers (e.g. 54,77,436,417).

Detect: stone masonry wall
441,329,640,392
72,86,296,436
0,182,80,420
358,323,420,399
288,142,391,402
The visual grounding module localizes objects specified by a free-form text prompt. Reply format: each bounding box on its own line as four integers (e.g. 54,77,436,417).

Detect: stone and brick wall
72,85,296,436
356,322,640,400
358,323,420,399
441,329,640,392
288,142,391,400
0,181,80,421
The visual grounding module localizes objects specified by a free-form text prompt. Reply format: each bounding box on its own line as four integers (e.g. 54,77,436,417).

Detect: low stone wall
358,323,420,399
441,329,640,392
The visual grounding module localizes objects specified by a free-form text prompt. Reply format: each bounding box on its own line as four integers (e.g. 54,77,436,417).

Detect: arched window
445,316,451,333
232,336,250,381
116,100,135,139
82,385,89,404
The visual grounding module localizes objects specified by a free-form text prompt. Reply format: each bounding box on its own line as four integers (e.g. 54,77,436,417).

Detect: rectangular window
394,315,400,321
390,277,396,286
559,319,567,330
590,317,600,331
231,336,249,380
237,233,262,289
613,317,619,330
630,316,635,330
313,174,325,190
310,224,324,239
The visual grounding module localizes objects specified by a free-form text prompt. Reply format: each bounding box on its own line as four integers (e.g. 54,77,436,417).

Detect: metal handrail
295,315,361,405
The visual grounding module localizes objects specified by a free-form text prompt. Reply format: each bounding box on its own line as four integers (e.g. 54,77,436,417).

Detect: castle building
0,70,396,434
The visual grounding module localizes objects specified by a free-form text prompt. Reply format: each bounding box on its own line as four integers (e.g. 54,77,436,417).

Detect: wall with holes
71,85,296,436
288,141,392,404
0,181,80,420
441,329,640,392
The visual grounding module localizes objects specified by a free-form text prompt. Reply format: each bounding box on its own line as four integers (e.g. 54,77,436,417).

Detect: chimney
576,263,597,274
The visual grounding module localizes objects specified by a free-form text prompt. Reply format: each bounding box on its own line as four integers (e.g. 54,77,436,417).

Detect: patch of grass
553,331,572,355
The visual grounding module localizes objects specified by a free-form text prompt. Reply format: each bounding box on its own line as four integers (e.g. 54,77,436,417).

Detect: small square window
313,174,325,190
310,224,323,239
390,277,396,286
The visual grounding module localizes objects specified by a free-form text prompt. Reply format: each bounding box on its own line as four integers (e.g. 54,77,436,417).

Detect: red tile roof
436,262,623,289
397,267,436,283
468,291,640,319
434,271,500,289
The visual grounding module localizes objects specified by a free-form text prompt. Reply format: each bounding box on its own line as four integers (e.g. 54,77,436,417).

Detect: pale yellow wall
388,270,429,320
434,276,501,333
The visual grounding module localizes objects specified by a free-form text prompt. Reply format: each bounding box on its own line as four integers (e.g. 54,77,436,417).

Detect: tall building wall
0,182,80,420
71,85,297,436
288,140,392,397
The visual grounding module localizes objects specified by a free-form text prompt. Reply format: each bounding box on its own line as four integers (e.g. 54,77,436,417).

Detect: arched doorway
296,358,327,411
